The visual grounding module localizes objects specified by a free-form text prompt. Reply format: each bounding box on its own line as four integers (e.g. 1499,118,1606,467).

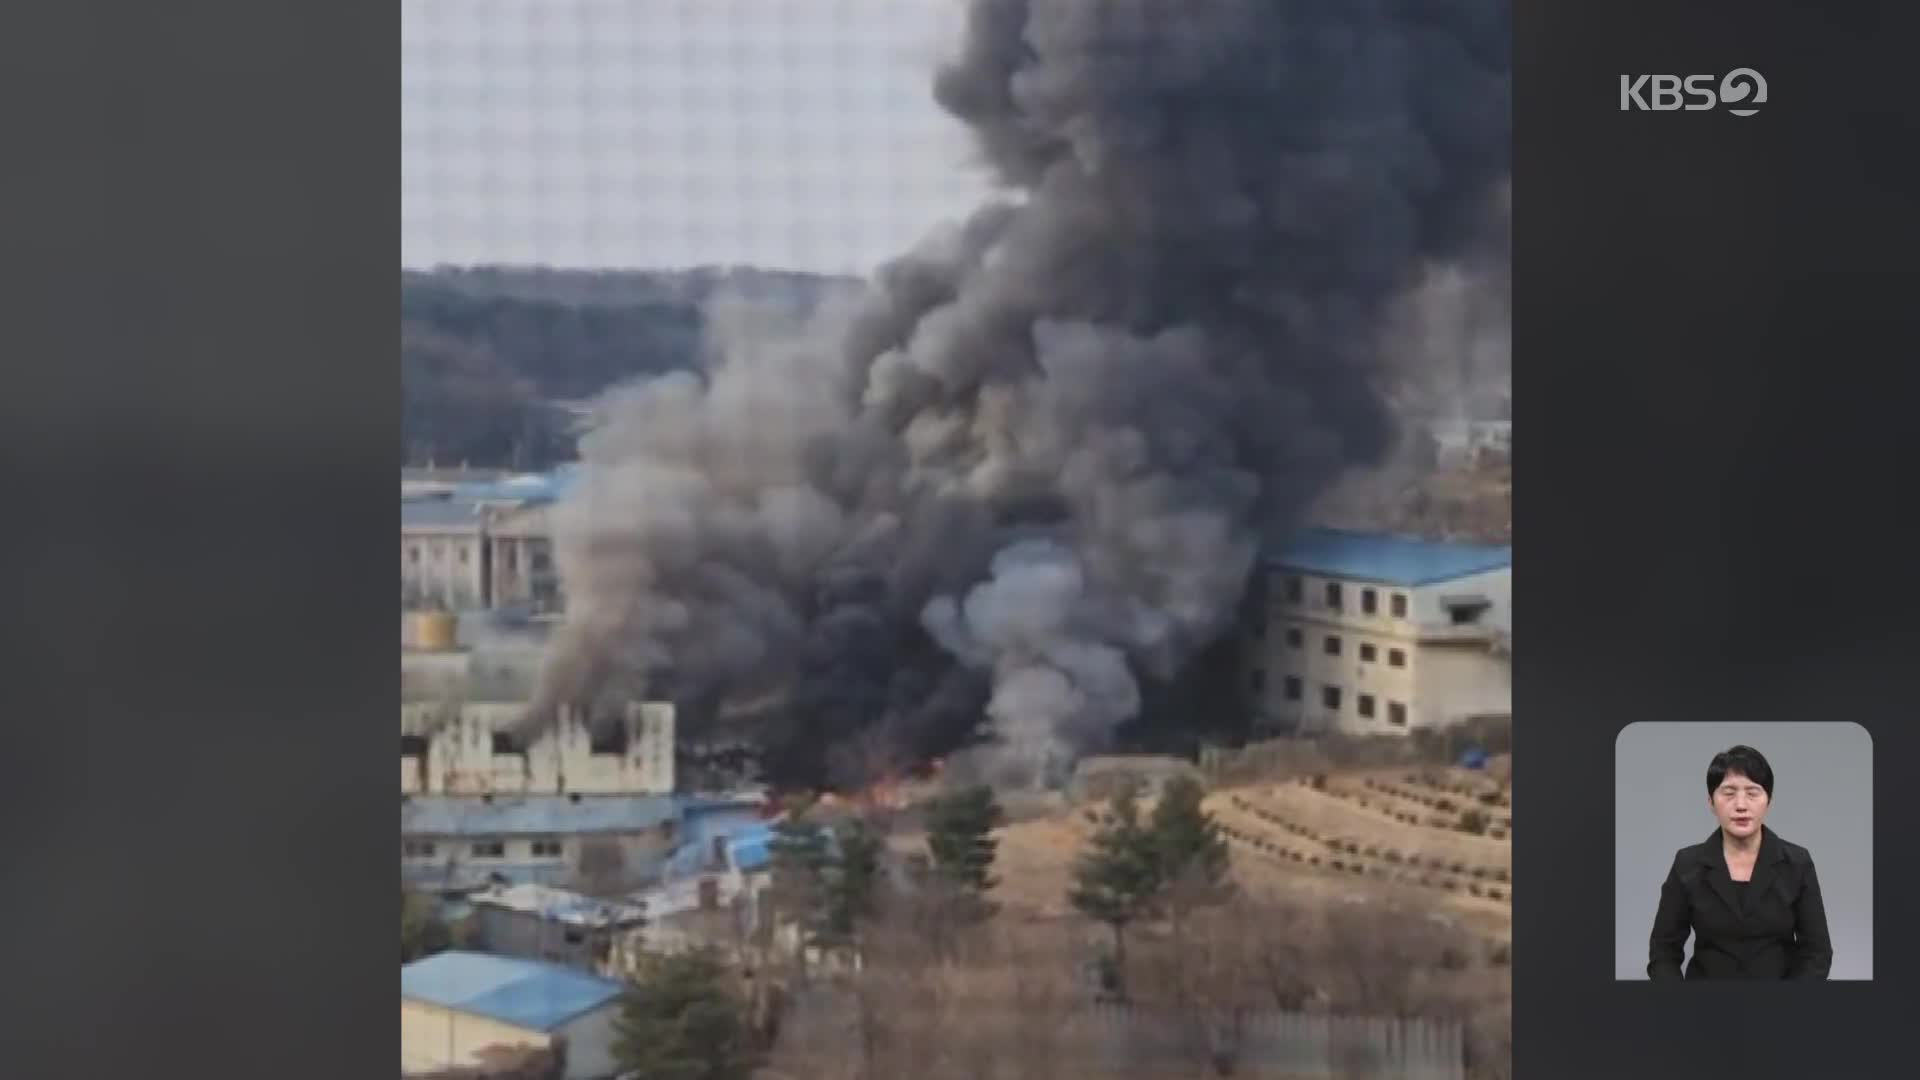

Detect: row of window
1279,628,1407,668
1281,577,1409,618
401,838,566,860
403,543,550,572
1246,672,1409,726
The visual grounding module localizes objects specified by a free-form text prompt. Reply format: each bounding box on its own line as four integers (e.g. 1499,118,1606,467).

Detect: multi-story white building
1245,528,1511,737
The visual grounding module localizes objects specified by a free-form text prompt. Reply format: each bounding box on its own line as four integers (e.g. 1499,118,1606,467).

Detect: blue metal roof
450,465,583,505
727,823,777,873
402,795,682,837
1269,528,1511,587
402,951,625,1031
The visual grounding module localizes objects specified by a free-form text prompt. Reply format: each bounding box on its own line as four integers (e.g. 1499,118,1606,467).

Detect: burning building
509,0,1511,790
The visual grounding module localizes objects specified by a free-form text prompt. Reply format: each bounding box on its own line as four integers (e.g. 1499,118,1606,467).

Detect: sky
402,0,996,276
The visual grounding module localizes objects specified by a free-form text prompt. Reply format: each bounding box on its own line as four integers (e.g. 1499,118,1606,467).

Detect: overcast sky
402,0,995,276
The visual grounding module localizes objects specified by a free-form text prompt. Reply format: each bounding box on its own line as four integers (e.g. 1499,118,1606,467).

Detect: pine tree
925,784,1003,897
1067,782,1163,1000
1149,775,1232,915
823,816,884,949
610,948,760,1080
766,799,833,968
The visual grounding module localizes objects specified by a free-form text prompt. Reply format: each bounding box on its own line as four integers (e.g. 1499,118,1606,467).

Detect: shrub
1459,809,1490,835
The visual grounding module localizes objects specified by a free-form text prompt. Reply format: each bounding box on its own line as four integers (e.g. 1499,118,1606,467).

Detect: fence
1199,716,1512,786
1084,1003,1465,1079
774,991,1465,1079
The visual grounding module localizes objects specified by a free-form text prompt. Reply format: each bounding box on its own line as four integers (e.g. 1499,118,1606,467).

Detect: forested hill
401,266,862,469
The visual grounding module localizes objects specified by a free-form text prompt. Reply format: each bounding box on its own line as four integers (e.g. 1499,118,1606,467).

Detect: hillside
400,266,861,468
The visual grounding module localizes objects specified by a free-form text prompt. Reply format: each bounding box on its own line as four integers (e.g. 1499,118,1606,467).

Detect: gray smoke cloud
525,0,1511,788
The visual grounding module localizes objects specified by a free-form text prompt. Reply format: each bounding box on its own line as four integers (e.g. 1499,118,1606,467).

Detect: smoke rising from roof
523,0,1511,787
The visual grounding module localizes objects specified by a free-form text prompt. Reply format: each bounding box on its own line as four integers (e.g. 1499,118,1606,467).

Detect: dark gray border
1517,1,1920,1075
0,3,393,1076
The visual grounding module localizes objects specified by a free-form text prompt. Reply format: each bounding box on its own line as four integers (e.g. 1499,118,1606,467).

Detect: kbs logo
1619,69,1767,116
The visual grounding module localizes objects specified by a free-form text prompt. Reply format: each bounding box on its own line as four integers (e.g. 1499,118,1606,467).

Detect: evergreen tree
401,886,453,964
823,816,884,948
1067,782,1163,999
766,799,833,963
1149,775,1232,915
924,784,1004,912
611,948,759,1080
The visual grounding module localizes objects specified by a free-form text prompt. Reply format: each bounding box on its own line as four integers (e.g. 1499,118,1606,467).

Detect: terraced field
1202,766,1514,935
886,761,1515,943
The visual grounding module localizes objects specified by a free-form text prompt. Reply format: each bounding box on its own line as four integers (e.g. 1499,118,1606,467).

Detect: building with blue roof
403,466,572,615
1246,528,1512,738
401,950,626,1079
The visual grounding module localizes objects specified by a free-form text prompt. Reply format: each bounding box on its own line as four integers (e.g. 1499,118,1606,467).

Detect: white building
1245,528,1511,737
401,950,625,1080
401,702,676,798
402,467,577,614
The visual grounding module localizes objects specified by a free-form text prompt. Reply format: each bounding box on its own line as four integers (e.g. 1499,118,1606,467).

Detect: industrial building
401,700,676,797
401,950,625,1079
401,790,768,895
402,466,576,614
1245,528,1511,737
467,883,649,972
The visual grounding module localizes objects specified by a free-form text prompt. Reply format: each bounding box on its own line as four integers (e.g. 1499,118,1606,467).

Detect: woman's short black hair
1707,745,1774,798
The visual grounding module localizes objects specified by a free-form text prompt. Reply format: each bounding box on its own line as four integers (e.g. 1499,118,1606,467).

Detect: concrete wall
400,999,548,1077
1249,568,1421,736
405,704,676,796
555,1004,622,1080
1411,645,1512,730
1409,567,1512,636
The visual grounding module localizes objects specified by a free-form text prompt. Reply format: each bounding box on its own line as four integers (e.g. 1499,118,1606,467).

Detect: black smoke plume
523,0,1511,788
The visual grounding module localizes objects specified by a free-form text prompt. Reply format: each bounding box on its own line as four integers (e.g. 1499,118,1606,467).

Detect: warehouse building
401,950,625,1079
1245,528,1511,737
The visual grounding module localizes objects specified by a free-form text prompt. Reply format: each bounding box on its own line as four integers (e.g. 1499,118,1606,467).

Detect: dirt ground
888,765,1513,943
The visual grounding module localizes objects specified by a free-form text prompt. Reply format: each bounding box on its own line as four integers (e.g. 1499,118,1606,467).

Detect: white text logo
1620,69,1767,117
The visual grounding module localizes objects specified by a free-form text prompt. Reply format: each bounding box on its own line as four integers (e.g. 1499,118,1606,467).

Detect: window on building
1361,588,1378,615
1325,582,1343,610
1324,635,1342,656
491,732,523,755
1283,676,1302,701
457,546,469,565
400,735,428,757
1445,599,1491,626
1322,685,1342,711
1358,694,1376,719
591,725,630,756
1285,627,1303,649
471,840,505,859
407,546,421,565
530,839,564,859
1359,643,1377,663
1284,575,1303,604
1248,669,1265,693
505,545,519,572
402,840,436,859
1388,648,1407,668
1388,702,1408,726
1391,593,1409,618
530,549,552,573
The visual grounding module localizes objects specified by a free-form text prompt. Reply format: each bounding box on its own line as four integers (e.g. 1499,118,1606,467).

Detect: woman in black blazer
1647,745,1833,979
